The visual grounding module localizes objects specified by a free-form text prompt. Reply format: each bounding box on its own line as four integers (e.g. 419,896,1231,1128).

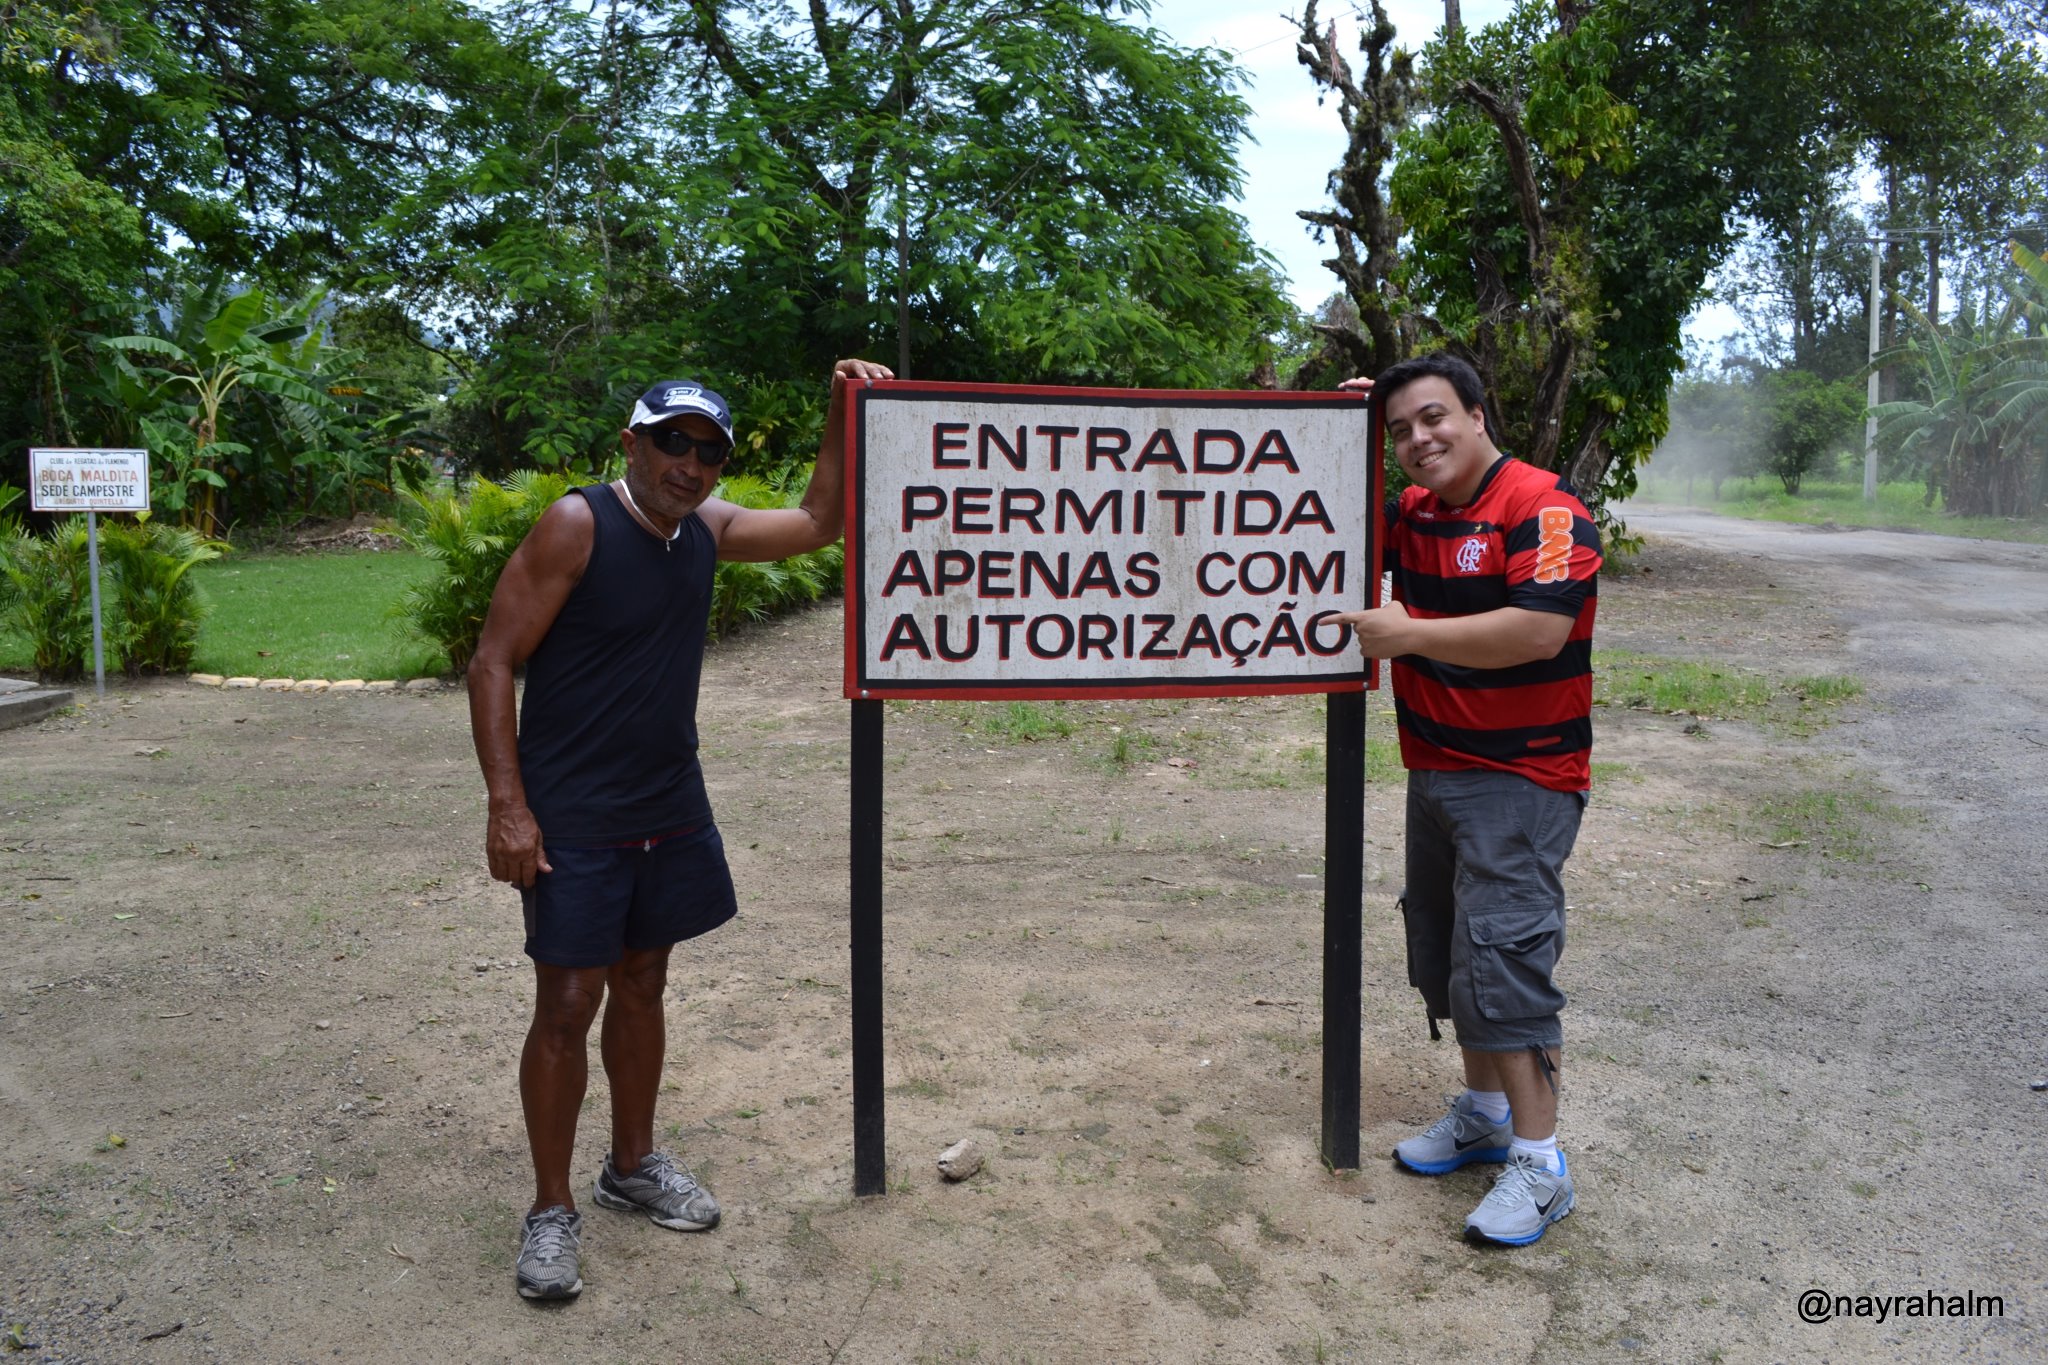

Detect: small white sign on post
29,448,150,513
29,448,153,700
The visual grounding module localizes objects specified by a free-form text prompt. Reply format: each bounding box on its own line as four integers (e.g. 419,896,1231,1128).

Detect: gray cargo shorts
1401,768,1585,1052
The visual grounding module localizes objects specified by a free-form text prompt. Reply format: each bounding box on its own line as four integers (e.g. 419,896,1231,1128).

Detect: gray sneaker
593,1150,721,1231
1393,1093,1513,1174
1464,1149,1575,1246
516,1205,584,1300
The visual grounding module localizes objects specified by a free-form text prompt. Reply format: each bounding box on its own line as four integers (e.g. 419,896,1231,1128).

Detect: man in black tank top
467,358,893,1301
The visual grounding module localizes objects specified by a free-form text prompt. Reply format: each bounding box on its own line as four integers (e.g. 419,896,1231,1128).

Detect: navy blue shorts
520,824,738,968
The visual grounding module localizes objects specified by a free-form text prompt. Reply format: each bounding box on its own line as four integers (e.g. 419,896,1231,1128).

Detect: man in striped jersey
1334,353,1601,1247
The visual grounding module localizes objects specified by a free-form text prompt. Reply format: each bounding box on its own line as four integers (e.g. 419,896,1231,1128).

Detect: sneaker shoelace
1421,1106,1465,1140
525,1209,576,1263
645,1153,701,1197
1482,1156,1542,1210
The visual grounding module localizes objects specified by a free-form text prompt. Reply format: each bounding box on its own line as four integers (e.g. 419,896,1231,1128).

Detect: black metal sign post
850,697,888,1196
851,692,1367,1186
843,384,1380,1195
1320,689,1366,1169
1318,396,1380,1171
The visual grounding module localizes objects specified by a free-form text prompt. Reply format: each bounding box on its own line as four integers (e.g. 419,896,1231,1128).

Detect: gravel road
1604,511,2048,1362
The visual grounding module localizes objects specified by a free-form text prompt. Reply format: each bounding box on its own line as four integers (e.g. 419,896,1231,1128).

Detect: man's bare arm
466,494,594,887
1333,601,1575,669
703,358,894,562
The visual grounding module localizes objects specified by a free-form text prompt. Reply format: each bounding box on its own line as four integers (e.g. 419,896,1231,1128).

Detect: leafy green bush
395,467,844,670
707,470,843,639
100,522,227,672
0,520,100,677
0,517,223,679
395,469,584,673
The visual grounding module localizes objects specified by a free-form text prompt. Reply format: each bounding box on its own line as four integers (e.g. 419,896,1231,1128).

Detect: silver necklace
615,478,681,551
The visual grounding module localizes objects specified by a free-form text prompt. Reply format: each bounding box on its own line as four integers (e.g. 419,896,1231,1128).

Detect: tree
1750,370,1863,495
1,4,152,458
98,276,352,530
16,0,509,279
664,0,1289,388
372,0,1293,478
1291,0,1413,384
1659,363,1749,498
1,0,521,490
1722,194,1876,383
1298,0,2048,510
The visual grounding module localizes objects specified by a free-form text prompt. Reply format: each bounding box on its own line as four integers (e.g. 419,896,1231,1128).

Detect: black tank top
517,483,715,844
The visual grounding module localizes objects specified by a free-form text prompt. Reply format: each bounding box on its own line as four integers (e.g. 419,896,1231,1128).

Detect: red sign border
841,380,1383,702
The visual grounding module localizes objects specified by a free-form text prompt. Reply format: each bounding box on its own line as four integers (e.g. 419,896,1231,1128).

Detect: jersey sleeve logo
1454,537,1486,574
1533,507,1574,584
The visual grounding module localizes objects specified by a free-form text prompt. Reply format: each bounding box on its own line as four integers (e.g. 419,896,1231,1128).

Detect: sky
1143,0,1741,341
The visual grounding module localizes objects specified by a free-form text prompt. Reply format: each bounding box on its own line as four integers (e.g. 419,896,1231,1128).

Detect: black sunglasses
640,427,733,466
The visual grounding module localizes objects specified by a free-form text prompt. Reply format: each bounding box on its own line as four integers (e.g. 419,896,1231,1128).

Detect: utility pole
897,202,911,379
1865,237,1883,501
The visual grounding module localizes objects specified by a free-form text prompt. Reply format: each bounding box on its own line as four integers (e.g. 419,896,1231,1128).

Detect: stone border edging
187,674,448,693
0,680,75,731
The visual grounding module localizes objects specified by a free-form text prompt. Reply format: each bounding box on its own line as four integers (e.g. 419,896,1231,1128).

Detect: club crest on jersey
1454,537,1486,574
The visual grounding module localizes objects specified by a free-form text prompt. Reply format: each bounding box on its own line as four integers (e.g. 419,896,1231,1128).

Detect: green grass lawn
186,550,448,679
5,549,443,678
1627,474,2048,544
0,549,443,680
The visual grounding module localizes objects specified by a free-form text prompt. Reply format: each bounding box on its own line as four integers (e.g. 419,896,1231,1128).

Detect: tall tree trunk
1443,0,1461,35
1292,0,1414,383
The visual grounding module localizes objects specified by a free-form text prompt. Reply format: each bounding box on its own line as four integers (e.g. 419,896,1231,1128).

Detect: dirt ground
1,518,2042,1364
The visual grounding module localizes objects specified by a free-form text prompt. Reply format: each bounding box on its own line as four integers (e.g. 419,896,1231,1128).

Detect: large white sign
846,383,1376,700
29,448,150,512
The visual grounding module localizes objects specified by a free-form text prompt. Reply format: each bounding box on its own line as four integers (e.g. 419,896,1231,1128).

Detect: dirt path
1,518,2041,1363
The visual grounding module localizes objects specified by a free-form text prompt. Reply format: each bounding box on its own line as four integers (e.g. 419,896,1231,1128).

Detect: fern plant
98,521,225,672
708,470,844,638
0,518,106,678
395,469,582,672
0,516,222,679
394,464,844,671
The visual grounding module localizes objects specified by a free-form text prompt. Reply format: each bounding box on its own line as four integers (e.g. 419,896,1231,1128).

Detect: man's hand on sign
820,358,893,443
1331,603,1414,659
1334,602,1576,669
1337,377,1375,394
487,803,552,888
831,358,895,390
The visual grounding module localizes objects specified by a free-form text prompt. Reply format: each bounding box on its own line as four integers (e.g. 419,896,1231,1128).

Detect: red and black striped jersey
1382,455,1601,791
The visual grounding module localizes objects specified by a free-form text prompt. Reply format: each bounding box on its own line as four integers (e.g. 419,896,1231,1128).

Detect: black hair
1372,352,1488,415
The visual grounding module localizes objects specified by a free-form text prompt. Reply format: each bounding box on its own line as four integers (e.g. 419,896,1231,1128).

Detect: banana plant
1870,241,2048,519
96,275,341,533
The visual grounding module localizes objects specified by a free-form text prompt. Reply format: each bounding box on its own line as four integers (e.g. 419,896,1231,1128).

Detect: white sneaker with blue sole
1464,1149,1575,1246
1393,1093,1513,1175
